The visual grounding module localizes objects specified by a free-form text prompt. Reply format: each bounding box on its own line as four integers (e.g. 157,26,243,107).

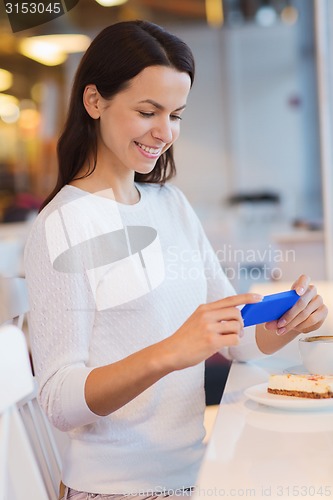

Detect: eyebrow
138,99,186,112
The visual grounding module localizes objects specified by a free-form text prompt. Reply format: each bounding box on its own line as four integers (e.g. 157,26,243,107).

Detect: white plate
244,383,333,410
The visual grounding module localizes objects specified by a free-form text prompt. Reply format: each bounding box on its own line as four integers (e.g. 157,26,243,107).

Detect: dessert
268,374,333,399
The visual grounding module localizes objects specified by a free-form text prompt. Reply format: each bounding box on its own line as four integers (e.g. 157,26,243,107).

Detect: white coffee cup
299,336,333,375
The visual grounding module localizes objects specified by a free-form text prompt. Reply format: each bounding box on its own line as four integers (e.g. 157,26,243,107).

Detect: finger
208,293,263,311
210,307,243,323
298,304,328,333
291,274,311,297
282,306,326,335
277,295,326,335
196,307,243,328
264,320,278,331
276,285,317,330
264,286,317,332
217,333,240,348
217,320,243,336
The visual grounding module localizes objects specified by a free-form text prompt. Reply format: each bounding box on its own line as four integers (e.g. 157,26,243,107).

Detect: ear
83,84,101,119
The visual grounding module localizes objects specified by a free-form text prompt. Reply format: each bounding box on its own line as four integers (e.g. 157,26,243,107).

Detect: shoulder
138,183,201,235
24,186,84,258
162,183,197,218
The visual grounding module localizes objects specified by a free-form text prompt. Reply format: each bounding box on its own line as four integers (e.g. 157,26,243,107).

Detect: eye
170,115,182,121
139,111,154,117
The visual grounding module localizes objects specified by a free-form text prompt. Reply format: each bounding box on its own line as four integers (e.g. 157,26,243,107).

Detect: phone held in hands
241,290,300,327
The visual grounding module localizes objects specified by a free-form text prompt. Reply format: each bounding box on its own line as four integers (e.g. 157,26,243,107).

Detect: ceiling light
20,99,37,111
31,82,44,103
1,103,20,124
281,6,299,26
0,69,13,92
19,109,40,131
0,93,18,106
19,39,66,66
205,0,224,27
19,34,91,66
95,0,128,6
255,6,277,27
0,93,19,123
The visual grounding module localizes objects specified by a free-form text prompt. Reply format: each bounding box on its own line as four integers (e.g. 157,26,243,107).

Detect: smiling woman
23,19,328,500
79,65,191,188
39,20,195,210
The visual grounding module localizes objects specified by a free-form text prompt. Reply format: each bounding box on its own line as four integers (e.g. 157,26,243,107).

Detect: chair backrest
0,324,48,500
0,316,62,499
0,324,34,414
16,386,63,500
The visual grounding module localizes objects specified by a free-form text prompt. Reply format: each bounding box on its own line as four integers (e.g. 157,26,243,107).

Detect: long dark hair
40,20,195,210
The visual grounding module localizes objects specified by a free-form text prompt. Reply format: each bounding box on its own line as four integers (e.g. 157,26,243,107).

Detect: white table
194,281,333,500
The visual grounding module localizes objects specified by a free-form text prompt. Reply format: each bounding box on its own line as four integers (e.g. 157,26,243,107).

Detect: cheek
99,118,116,143
100,122,135,148
127,120,151,141
99,108,139,141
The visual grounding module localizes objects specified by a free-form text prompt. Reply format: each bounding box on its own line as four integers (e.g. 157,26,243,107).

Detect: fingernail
253,294,264,301
297,287,305,296
277,319,286,328
276,328,286,336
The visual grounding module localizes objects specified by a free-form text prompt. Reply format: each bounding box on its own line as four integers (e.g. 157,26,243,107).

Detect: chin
135,164,157,176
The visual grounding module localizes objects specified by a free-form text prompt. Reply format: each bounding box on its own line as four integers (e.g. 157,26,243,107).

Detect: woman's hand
264,275,328,336
162,293,263,371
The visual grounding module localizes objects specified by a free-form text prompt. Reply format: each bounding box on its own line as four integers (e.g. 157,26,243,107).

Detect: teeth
137,142,160,154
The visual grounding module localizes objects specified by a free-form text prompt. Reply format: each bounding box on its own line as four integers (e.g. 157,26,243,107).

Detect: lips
135,141,162,155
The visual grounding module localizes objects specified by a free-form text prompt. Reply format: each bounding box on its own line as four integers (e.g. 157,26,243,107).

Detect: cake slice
268,374,333,399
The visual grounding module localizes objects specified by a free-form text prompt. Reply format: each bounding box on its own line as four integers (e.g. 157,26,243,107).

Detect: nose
151,117,173,144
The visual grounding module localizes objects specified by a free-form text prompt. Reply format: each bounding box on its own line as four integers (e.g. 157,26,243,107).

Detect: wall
169,25,229,210
168,22,323,290
170,23,320,224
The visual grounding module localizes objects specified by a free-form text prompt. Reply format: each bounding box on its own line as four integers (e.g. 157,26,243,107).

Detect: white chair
0,278,63,500
15,384,63,500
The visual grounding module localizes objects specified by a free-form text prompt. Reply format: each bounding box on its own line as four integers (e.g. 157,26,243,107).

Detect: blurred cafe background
0,0,333,414
1,0,333,289
3,3,333,494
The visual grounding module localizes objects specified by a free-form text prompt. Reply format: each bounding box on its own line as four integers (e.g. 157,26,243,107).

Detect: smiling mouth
135,142,162,155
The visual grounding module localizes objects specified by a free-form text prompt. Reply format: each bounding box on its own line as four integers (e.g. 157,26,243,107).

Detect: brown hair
40,20,195,210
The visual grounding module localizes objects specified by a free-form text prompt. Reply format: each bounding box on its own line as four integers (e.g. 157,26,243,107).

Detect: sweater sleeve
24,211,103,431
198,216,266,362
169,185,265,362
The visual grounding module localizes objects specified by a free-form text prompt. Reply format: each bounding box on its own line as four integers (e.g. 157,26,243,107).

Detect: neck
69,166,140,205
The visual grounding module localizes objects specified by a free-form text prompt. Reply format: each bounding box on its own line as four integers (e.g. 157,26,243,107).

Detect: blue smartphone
241,290,300,327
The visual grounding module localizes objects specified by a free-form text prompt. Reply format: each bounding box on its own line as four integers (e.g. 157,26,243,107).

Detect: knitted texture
24,183,256,494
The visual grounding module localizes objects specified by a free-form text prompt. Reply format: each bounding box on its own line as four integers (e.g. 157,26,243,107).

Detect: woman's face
90,65,191,176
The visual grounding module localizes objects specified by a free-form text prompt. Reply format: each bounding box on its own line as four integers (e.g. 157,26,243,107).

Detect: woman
24,20,327,499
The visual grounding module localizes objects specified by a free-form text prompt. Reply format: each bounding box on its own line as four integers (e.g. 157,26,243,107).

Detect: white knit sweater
24,183,261,495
